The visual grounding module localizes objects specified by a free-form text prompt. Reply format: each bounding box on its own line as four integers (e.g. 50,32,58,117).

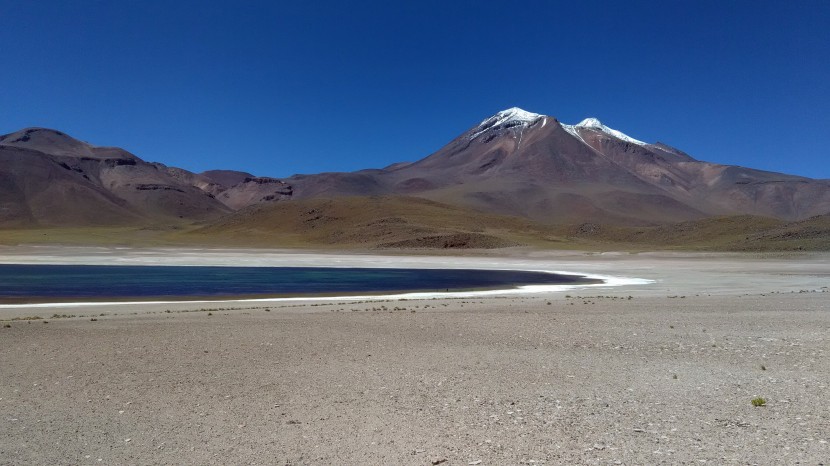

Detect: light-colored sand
1,247,829,464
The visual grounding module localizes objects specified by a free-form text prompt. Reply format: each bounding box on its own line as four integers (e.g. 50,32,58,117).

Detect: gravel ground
1,250,829,464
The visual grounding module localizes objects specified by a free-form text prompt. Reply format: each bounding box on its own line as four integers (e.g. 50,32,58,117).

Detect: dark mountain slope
0,128,231,226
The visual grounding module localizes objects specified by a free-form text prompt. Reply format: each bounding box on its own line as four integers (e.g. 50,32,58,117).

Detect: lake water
0,264,597,302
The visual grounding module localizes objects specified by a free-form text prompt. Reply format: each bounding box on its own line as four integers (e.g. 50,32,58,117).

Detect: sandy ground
1,247,829,464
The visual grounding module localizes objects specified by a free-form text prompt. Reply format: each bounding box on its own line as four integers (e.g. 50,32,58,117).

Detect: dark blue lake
0,265,598,303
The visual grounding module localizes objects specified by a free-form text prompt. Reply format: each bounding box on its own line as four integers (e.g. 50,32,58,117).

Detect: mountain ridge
284,107,829,224
2,107,828,230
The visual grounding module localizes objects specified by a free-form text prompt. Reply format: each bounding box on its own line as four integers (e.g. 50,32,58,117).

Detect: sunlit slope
0,209,826,251
188,196,563,249
566,214,830,251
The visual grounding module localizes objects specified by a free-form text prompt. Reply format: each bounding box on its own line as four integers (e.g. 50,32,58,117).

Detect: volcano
285,107,830,225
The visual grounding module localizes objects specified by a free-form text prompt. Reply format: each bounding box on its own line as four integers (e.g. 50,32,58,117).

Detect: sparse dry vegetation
0,198,826,251
751,397,767,407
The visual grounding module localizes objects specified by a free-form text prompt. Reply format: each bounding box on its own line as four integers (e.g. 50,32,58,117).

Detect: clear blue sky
1,0,828,179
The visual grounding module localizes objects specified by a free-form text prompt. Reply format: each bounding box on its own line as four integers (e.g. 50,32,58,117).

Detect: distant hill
562,214,830,251
186,197,830,251
0,128,290,227
0,128,228,227
188,196,553,249
740,214,830,251
1,109,828,251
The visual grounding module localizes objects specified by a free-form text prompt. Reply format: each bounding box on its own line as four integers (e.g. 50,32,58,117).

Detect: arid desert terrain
1,248,828,464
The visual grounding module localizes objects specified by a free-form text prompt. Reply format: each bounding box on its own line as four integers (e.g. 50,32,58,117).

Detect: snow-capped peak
467,107,648,147
564,117,647,146
575,117,603,128
469,107,546,141
482,107,543,125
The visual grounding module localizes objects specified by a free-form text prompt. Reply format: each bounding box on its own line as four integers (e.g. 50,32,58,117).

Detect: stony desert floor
1,248,828,464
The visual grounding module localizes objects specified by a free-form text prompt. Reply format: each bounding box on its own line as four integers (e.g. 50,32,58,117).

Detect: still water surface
0,264,596,302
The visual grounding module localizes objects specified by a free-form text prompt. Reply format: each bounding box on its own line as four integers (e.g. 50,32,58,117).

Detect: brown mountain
3,108,828,233
157,167,293,210
0,128,232,227
286,108,830,225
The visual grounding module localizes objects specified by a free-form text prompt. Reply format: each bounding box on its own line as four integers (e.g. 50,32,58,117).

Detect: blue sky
1,0,828,178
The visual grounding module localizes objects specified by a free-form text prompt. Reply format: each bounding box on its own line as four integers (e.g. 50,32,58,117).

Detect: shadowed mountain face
0,128,300,227
286,108,830,225
0,128,230,227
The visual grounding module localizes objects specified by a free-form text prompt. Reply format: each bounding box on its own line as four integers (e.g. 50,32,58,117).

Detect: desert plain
1,247,828,464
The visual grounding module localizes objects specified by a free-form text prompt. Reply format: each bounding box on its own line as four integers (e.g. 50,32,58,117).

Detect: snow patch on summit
576,118,603,129
480,107,543,126
469,107,649,147
563,118,647,146
469,107,545,141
